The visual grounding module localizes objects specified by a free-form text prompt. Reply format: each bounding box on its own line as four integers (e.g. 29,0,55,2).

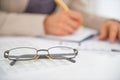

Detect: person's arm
68,0,107,30
0,11,47,36
68,0,120,43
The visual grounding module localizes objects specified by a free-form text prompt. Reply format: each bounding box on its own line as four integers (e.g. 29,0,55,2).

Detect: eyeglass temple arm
55,55,76,63
8,52,77,65
10,60,17,66
65,58,76,63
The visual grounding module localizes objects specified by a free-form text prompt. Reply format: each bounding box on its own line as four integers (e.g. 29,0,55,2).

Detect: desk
0,36,120,80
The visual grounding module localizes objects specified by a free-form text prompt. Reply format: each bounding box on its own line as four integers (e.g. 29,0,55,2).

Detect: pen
54,0,69,11
111,49,120,52
77,48,120,53
79,34,96,46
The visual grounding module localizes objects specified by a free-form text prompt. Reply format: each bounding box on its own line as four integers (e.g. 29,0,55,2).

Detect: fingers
118,26,120,41
66,11,83,24
99,20,120,43
109,24,118,43
56,29,69,36
99,25,108,40
68,11,82,22
60,11,83,31
58,23,74,34
59,12,80,33
65,17,80,30
54,24,76,36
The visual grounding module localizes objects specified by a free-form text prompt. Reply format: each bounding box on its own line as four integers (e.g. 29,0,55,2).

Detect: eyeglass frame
4,46,78,66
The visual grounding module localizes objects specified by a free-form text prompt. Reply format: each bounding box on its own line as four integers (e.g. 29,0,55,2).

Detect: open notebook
40,27,98,42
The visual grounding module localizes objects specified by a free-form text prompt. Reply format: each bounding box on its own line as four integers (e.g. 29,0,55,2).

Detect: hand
44,10,83,36
99,20,120,43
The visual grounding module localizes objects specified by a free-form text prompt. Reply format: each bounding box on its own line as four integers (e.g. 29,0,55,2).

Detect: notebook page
40,27,98,42
0,37,73,79
0,37,120,80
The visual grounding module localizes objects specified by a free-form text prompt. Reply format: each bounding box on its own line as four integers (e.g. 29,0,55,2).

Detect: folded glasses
4,46,78,66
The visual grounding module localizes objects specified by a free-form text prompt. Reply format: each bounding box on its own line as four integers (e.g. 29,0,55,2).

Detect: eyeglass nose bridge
36,49,51,59
37,49,48,52
37,49,49,56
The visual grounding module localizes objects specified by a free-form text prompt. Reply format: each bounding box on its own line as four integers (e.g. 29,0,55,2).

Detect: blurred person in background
0,0,120,43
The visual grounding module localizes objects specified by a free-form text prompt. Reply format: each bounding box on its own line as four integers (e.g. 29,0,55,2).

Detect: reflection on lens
9,48,37,60
48,47,75,59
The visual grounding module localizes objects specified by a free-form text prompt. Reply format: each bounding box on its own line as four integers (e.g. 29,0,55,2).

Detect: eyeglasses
4,46,78,66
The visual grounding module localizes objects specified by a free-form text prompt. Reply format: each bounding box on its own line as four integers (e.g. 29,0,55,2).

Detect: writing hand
44,10,83,36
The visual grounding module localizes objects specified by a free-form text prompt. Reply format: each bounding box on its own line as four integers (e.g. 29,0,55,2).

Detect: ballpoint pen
111,49,120,52
77,48,120,53
54,0,69,11
78,34,97,46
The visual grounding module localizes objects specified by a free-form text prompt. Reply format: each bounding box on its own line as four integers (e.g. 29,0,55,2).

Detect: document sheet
0,30,120,80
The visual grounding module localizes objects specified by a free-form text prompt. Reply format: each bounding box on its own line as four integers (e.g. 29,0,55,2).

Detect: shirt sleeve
68,0,108,30
0,11,47,36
